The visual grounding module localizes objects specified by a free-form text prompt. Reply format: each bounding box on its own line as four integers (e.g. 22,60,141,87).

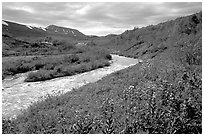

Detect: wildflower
128,85,134,90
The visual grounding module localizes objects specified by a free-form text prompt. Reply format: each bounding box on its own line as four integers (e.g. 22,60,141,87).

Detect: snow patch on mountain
39,27,46,31
26,25,33,29
2,21,8,26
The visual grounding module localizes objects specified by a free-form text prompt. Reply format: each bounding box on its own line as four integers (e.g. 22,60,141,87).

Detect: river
2,54,141,119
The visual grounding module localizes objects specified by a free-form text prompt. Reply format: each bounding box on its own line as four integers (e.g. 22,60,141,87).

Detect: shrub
105,54,112,60
34,60,46,70
73,64,90,73
63,54,79,63
25,70,57,82
2,118,16,134
186,51,202,65
58,40,76,51
60,66,75,76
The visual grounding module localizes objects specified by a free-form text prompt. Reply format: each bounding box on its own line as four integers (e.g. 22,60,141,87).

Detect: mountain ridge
2,20,89,40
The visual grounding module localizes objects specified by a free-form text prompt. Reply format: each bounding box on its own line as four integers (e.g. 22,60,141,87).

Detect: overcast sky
2,2,202,36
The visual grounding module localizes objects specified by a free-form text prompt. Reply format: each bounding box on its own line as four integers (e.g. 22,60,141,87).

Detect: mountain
46,25,87,39
2,20,88,41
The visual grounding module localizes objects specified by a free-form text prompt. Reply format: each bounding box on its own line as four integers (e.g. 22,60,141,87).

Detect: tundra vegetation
3,45,112,81
2,12,202,134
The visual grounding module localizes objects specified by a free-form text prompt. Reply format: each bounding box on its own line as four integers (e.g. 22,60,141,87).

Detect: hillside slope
46,25,87,39
93,12,202,61
2,20,89,41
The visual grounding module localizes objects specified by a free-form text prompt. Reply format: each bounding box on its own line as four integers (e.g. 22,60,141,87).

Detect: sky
2,2,202,36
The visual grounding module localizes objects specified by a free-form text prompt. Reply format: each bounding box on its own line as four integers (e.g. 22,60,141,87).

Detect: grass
2,53,202,133
2,46,112,81
2,36,78,57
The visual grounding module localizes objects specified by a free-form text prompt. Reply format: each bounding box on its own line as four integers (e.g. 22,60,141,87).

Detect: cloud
2,2,202,36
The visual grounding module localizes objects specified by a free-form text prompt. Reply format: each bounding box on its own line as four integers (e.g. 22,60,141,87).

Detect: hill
46,25,87,39
93,12,202,61
2,20,47,39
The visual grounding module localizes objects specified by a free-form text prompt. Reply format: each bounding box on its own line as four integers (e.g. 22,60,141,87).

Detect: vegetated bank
2,54,140,119
3,45,112,82
2,12,202,134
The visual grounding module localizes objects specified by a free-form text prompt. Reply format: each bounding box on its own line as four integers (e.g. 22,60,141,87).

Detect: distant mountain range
2,20,89,40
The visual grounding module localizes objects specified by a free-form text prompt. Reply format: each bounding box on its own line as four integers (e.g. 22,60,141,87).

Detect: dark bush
25,70,57,82
105,54,112,60
30,42,40,48
60,66,75,76
63,54,79,63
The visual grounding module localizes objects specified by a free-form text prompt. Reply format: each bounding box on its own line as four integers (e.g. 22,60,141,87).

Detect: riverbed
2,55,141,119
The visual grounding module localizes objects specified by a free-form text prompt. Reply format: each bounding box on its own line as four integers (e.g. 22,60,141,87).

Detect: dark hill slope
93,12,202,61
2,20,89,41
2,20,47,38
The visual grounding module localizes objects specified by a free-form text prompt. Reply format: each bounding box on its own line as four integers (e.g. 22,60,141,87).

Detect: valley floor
2,54,141,119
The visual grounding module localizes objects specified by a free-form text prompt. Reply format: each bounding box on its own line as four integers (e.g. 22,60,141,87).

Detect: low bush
2,59,34,79
63,54,79,63
60,65,76,76
25,70,57,82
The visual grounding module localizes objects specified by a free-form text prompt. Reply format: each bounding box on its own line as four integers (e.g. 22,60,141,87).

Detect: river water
2,55,141,119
